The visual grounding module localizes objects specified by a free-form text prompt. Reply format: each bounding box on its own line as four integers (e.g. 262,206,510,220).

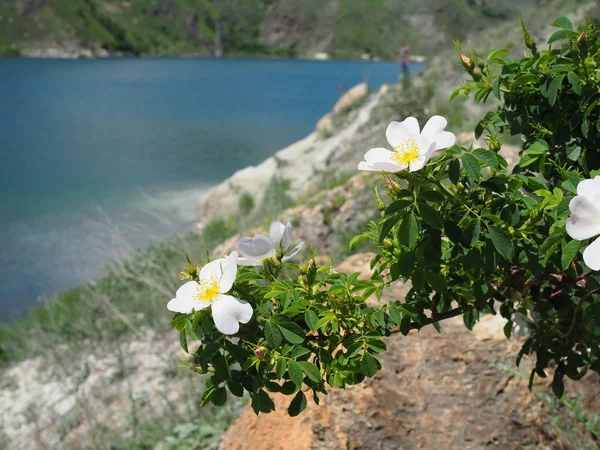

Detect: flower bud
374,186,385,211
254,347,266,360
576,276,587,288
472,67,483,81
460,54,474,71
578,32,587,43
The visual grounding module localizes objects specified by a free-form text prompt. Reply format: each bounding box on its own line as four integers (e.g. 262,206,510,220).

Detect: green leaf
583,303,600,336
561,240,581,270
379,215,398,243
277,322,305,344
548,29,568,45
298,361,322,383
211,386,228,406
418,202,442,228
276,358,287,378
487,226,514,260
361,352,378,378
462,153,481,181
388,305,402,325
349,233,369,250
304,310,319,331
464,219,481,247
492,77,501,100
567,71,582,95
227,380,244,397
385,199,412,216
288,390,307,416
473,148,499,169
548,74,565,107
179,329,189,353
366,339,387,354
291,346,311,358
251,389,275,414
552,375,565,398
288,360,304,388
449,159,461,184
265,322,282,348
399,214,419,249
552,16,573,31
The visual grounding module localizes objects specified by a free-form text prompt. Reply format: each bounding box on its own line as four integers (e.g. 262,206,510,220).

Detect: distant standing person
399,40,410,76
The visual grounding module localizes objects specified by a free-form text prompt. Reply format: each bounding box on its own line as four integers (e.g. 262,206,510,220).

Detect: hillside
1,0,536,58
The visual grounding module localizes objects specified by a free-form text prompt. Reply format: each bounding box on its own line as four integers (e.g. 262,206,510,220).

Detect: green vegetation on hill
1,0,536,58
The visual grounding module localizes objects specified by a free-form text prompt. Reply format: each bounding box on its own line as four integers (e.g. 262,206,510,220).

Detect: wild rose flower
167,251,253,335
566,176,600,270
237,220,304,266
358,116,456,173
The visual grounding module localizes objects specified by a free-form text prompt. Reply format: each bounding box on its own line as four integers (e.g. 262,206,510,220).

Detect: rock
332,83,369,117
197,92,379,224
378,83,389,95
220,307,599,449
313,52,329,60
315,113,333,138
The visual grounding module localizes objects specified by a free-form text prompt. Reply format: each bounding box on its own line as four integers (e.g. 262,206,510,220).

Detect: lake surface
0,57,417,321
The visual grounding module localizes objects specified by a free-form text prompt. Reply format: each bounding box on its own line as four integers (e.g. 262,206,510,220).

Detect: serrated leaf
449,158,461,184
379,215,398,243
288,390,307,416
211,386,228,406
462,153,481,181
388,305,402,325
418,202,442,228
464,218,481,247
487,226,514,260
265,322,282,348
567,71,582,95
548,29,568,45
561,240,581,270
583,303,600,336
399,214,419,249
298,361,322,383
548,74,565,106
552,375,565,398
552,16,573,31
361,352,378,377
473,148,499,169
276,358,286,378
179,329,189,353
291,346,311,358
304,309,318,331
251,389,275,414
277,322,305,344
349,233,369,250
288,360,304,388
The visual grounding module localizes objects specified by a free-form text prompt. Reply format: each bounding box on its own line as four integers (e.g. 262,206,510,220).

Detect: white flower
358,115,456,172
511,312,530,338
566,176,600,271
167,251,253,335
236,220,304,266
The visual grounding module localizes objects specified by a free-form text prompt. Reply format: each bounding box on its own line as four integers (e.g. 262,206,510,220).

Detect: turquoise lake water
0,57,416,320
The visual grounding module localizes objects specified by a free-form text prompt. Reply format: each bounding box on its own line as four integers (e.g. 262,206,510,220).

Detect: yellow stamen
193,277,220,303
391,139,420,165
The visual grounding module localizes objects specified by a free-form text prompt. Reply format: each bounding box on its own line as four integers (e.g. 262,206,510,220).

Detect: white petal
566,196,600,240
421,115,455,151
583,237,600,271
386,117,420,147
218,251,238,293
237,236,275,259
211,294,253,335
511,312,530,337
363,147,394,163
199,258,226,281
283,223,292,250
167,297,192,314
577,176,600,205
269,221,286,247
175,281,198,301
408,154,429,172
237,256,262,266
282,242,304,262
359,160,405,172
